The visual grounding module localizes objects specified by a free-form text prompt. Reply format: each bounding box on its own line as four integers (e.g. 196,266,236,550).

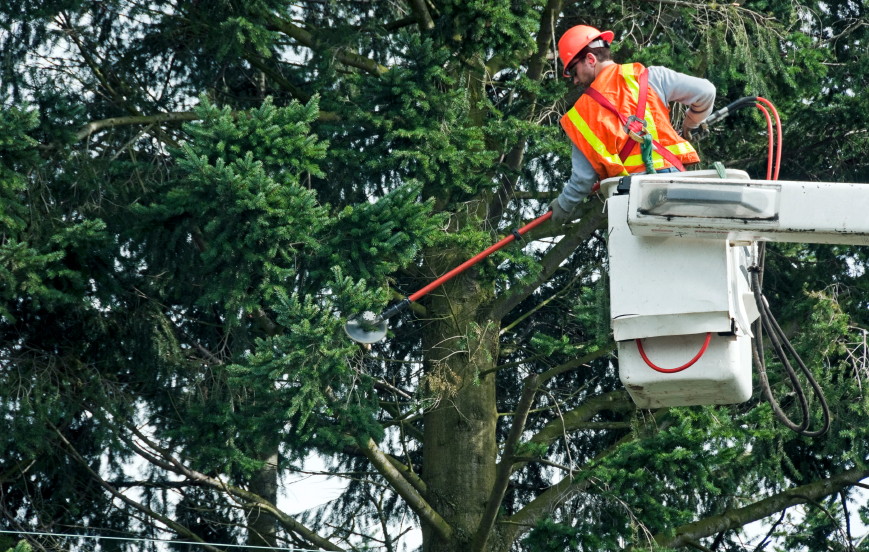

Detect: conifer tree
2,1,869,551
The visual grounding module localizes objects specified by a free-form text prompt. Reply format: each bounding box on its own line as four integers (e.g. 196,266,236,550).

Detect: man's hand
684,121,709,142
549,198,572,225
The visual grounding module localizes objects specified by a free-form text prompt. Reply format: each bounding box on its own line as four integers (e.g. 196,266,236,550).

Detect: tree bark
420,212,500,552
246,448,279,550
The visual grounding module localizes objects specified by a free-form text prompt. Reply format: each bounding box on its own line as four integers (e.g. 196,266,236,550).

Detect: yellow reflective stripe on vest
624,142,696,167
620,64,659,140
666,140,697,155
566,107,628,173
624,154,668,169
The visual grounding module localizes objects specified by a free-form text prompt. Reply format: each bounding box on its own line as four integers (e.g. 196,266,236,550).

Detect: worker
550,25,716,224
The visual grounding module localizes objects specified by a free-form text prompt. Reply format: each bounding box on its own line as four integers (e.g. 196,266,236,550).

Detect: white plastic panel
618,333,752,408
599,169,751,198
635,180,781,221
627,177,869,245
608,195,733,340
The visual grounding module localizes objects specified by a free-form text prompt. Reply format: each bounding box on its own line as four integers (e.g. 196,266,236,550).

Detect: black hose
704,96,759,127
749,243,831,437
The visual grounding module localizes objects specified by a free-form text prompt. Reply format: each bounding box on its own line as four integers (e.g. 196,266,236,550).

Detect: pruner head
344,311,388,343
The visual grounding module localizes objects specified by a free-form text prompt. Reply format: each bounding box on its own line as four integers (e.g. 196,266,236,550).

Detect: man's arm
647,66,716,133
556,144,599,215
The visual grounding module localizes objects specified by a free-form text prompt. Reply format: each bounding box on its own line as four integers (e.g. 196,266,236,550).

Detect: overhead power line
0,530,340,552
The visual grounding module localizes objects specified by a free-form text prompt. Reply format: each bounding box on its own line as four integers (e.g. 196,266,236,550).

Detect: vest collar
589,62,620,88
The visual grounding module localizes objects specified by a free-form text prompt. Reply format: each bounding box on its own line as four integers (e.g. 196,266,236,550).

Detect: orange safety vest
560,63,700,180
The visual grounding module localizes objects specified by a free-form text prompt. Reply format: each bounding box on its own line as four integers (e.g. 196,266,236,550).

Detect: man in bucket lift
550,25,717,224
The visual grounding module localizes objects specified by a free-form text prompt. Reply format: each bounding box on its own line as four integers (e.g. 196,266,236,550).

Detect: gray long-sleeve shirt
557,65,716,212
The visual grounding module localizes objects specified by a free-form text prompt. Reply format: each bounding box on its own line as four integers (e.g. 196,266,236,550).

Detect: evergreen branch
406,0,434,31
74,103,339,144
122,426,343,551
499,269,587,336
267,15,388,76
624,464,869,551
378,402,424,441
526,390,634,449
383,16,420,32
537,341,616,382
511,191,557,200
472,374,539,552
503,410,673,542
513,457,572,471
75,112,202,141
50,425,225,552
484,0,562,223
526,0,562,83
109,480,207,488
244,54,312,103
356,437,454,542
490,200,607,321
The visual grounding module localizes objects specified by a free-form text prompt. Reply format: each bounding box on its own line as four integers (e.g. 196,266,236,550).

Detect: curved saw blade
344,315,388,344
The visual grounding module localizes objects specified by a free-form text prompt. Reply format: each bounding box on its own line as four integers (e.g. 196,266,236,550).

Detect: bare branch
472,374,539,552
527,389,635,449
123,425,343,551
503,410,672,543
383,16,419,32
343,444,428,497
538,341,616,382
357,437,454,542
490,200,607,321
244,54,312,102
512,191,557,201
625,465,869,550
267,15,388,76
406,0,434,30
75,112,202,141
51,426,225,552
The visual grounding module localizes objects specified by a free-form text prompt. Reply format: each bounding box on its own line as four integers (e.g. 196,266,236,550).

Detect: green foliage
2,0,869,551
4,540,32,552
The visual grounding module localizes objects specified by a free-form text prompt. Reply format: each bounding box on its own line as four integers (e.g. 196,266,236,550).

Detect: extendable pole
344,211,553,343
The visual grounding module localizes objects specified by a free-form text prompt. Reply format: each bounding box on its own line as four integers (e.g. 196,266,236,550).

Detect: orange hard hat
558,25,615,76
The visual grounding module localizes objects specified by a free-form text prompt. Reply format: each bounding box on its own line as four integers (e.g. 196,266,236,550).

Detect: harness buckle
623,115,648,143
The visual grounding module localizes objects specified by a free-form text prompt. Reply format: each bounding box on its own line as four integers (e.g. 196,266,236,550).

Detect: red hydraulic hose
408,211,552,303
636,332,713,373
755,104,774,180
629,97,780,373
756,97,782,180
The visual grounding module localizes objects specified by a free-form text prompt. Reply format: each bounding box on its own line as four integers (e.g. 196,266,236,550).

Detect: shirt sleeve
647,66,716,132
557,143,600,212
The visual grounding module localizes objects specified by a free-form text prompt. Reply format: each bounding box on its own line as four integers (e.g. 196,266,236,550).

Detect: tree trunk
246,448,279,550
421,247,499,552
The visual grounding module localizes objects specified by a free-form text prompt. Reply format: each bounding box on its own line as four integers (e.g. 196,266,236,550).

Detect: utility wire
0,530,341,552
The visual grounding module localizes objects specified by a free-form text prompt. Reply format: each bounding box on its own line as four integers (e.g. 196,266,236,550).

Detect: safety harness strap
618,68,650,160
584,70,686,172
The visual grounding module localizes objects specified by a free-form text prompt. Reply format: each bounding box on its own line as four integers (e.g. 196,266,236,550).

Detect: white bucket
617,332,752,408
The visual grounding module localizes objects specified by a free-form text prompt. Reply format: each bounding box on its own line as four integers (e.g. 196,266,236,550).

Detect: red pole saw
344,211,553,343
